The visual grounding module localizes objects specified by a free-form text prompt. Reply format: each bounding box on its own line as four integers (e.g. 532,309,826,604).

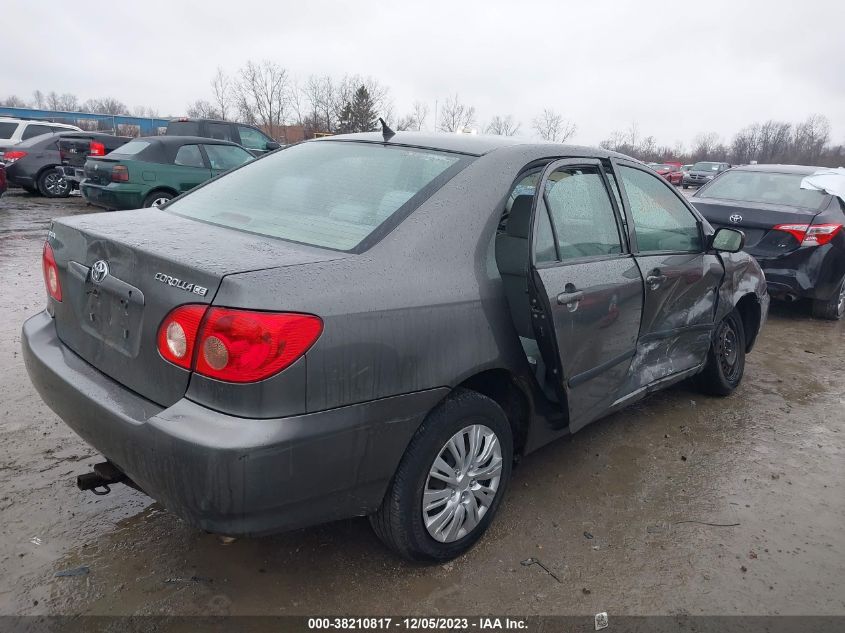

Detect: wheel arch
143,187,179,204
734,293,762,352
456,368,531,458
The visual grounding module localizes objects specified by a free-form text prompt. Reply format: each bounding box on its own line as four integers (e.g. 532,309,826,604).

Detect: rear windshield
108,140,150,156
0,122,17,139
701,170,827,209
166,141,468,251
167,121,200,136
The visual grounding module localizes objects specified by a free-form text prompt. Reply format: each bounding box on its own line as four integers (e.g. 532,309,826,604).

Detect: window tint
619,165,702,252
167,121,200,136
204,144,253,170
534,203,557,263
207,122,233,142
0,122,17,139
543,166,622,260
700,170,826,209
21,124,53,140
238,125,270,150
174,144,205,168
166,141,466,251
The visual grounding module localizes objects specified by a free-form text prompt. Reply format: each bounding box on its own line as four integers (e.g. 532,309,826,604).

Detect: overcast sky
4,0,845,147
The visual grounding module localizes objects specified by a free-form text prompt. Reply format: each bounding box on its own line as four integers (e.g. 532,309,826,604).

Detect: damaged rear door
528,159,644,432
614,161,724,392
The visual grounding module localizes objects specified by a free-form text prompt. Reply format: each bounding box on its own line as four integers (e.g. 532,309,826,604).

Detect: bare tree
1,95,27,107
211,67,232,120
793,114,830,164
32,90,45,109
396,100,430,131
186,100,221,119
233,60,290,139
304,74,337,134
486,114,520,136
437,94,476,132
82,97,128,115
691,132,720,161
411,101,428,130
532,108,576,142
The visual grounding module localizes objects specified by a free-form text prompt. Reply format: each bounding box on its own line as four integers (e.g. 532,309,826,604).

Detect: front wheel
696,310,746,396
38,169,71,198
811,275,845,320
370,389,513,561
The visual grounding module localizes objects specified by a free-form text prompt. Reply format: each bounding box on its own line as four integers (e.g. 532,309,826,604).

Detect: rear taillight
111,165,129,182
3,150,27,164
773,223,843,247
157,306,323,383
90,141,106,156
157,305,206,369
42,242,62,302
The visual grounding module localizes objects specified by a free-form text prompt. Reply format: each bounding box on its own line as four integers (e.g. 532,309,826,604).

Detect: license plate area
67,261,145,358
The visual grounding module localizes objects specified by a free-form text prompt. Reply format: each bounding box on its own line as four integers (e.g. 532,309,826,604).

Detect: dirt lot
0,188,843,617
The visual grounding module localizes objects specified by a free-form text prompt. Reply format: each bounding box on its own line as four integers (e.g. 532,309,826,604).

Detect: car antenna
379,117,395,142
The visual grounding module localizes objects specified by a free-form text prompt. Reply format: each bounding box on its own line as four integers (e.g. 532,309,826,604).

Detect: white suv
0,117,81,146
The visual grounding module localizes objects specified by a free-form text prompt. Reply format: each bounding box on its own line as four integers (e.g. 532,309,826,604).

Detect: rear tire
143,191,174,208
37,169,71,198
370,389,513,561
696,310,746,396
682,184,689,189
811,275,845,320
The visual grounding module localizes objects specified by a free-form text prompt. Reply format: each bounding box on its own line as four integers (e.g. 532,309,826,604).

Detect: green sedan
80,135,255,209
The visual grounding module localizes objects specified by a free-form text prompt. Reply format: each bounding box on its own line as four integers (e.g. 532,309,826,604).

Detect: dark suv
683,161,731,188
165,118,280,156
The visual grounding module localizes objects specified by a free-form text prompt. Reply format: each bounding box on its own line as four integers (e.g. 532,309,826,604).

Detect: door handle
557,290,584,305
646,270,666,288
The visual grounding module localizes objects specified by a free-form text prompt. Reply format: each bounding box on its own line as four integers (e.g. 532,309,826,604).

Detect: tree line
2,62,842,167
599,115,843,167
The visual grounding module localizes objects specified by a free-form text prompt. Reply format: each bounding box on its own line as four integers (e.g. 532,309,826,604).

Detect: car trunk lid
83,157,121,185
691,196,823,256
49,209,345,407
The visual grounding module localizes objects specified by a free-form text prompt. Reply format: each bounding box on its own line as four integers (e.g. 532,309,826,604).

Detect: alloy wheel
44,172,69,196
150,197,171,207
422,424,502,543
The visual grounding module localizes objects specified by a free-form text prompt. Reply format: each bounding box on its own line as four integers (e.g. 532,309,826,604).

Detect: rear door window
174,145,205,168
167,121,200,135
543,165,623,260
207,122,234,141
0,122,19,139
22,124,53,140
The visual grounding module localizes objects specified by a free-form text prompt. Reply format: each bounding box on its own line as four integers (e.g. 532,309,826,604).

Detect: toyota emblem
91,260,109,284
729,214,743,224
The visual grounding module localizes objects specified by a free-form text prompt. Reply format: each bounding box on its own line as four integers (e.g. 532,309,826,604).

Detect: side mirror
710,227,745,253
265,141,281,151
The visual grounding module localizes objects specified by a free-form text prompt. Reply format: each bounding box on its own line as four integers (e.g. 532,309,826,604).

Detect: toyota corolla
22,131,768,560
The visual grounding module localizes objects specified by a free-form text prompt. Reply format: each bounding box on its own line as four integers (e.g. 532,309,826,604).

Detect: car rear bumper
22,310,447,536
753,244,845,301
80,181,145,210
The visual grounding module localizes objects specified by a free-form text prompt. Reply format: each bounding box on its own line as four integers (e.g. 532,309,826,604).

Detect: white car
0,117,81,146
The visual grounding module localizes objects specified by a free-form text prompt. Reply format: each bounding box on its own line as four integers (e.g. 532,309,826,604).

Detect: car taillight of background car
773,223,843,246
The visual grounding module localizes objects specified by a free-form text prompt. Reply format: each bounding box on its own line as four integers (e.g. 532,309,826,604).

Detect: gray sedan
22,132,768,560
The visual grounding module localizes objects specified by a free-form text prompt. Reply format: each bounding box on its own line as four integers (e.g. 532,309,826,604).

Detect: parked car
651,162,683,185
683,161,731,188
0,163,6,198
56,133,131,188
22,132,768,561
0,131,130,198
80,136,254,209
165,118,281,156
692,164,845,319
0,117,81,147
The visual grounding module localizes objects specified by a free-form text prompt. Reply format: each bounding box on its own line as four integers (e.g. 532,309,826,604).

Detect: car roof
314,131,631,160
134,135,241,147
729,164,821,175
0,117,78,128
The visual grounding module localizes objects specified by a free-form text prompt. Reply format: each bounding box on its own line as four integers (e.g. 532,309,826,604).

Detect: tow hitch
77,461,135,496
